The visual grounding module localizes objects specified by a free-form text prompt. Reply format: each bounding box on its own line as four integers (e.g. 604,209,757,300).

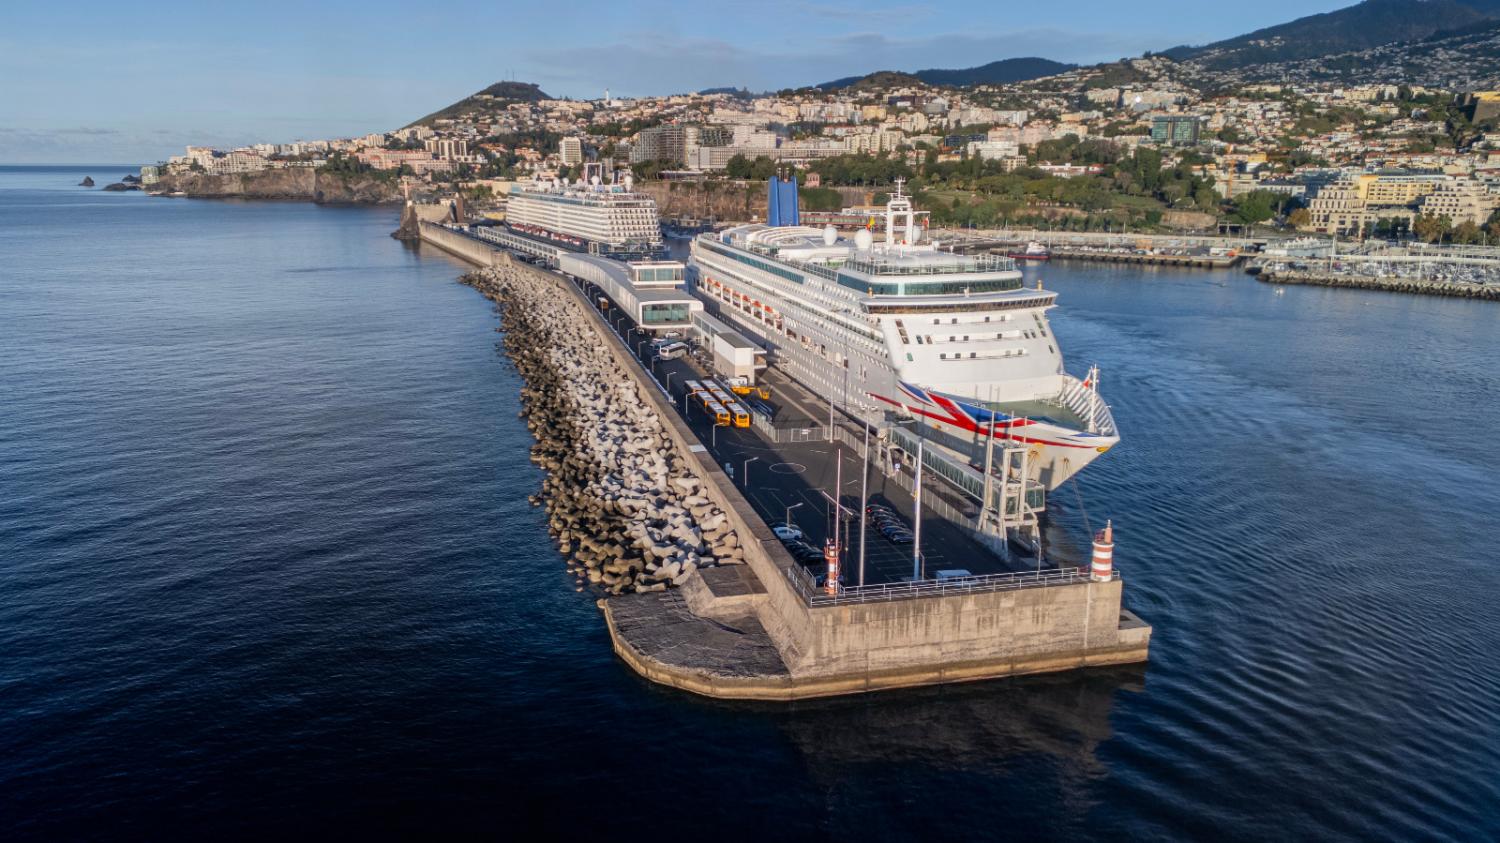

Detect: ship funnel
767,175,800,227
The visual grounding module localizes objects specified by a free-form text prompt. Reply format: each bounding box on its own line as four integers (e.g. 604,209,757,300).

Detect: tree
1451,220,1482,245
1412,213,1452,244
747,155,777,180
1231,190,1278,225
1287,207,1311,228
724,154,751,180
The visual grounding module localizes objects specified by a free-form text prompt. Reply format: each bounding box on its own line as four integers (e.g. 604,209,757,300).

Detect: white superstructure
505,176,663,254
688,181,1118,490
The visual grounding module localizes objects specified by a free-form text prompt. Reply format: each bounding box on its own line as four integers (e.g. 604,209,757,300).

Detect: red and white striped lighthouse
1090,520,1115,582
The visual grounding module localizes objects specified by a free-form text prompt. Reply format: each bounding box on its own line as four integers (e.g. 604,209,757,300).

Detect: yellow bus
728,403,751,428
706,400,731,426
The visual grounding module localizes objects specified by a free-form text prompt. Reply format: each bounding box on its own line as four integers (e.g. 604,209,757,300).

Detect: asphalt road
569,271,1032,586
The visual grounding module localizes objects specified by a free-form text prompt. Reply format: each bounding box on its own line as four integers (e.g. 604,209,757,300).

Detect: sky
0,0,1356,164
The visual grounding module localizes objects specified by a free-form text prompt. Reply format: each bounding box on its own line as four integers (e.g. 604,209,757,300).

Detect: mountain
1189,16,1500,90
817,71,924,91
818,57,1074,90
911,57,1077,86
1164,0,1500,70
407,81,552,127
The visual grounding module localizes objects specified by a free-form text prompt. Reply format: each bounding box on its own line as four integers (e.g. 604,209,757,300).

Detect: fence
787,561,1100,606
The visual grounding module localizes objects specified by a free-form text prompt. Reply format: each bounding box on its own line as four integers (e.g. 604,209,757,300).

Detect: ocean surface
2,164,1497,841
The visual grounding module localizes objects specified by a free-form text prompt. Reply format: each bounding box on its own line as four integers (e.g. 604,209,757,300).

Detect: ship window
939,353,946,360
951,318,957,324
984,316,991,322
1048,345,1055,353
949,336,955,342
970,352,977,359
963,335,969,341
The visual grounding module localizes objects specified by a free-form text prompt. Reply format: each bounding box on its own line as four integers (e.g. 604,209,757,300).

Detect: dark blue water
3,165,1497,841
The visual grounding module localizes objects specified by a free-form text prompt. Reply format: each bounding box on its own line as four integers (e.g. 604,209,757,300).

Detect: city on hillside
143,61,1500,246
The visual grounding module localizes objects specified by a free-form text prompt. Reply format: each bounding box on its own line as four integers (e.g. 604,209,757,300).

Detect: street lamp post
858,421,869,586
912,438,924,582
743,456,758,488
786,501,804,530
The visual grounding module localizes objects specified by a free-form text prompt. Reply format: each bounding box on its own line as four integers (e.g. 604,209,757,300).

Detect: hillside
818,58,1074,90
912,57,1076,87
1164,0,1500,70
1189,17,1500,89
407,81,552,127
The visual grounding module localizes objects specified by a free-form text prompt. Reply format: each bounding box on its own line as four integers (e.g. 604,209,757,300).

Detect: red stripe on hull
869,392,1097,450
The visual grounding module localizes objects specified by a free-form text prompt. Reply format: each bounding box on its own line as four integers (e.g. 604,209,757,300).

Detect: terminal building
557,253,702,335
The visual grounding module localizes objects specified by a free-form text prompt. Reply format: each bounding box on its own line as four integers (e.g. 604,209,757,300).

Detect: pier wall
419,222,502,268
419,220,1150,698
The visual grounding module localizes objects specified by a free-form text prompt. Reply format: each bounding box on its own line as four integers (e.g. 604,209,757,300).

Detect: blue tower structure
767,175,800,227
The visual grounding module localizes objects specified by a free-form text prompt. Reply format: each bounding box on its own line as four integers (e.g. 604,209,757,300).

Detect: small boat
1008,240,1050,261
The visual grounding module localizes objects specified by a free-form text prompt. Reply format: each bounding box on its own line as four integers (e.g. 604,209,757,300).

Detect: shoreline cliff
150,168,403,204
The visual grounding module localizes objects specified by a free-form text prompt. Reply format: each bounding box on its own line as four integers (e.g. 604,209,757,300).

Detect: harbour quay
416,215,1151,700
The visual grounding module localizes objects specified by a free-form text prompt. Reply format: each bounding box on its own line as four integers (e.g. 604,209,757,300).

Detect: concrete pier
419,218,1152,700
1258,269,1500,300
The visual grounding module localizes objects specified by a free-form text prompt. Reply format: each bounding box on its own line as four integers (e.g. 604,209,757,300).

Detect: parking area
569,271,1031,586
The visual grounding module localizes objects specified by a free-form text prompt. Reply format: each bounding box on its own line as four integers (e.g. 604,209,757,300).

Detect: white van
656,342,689,361
934,569,974,582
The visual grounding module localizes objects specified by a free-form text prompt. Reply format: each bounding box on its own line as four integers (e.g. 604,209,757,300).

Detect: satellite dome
909,226,923,244
854,229,874,251
822,225,837,246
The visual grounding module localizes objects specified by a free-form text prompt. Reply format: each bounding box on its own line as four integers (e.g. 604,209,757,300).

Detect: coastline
149,168,404,204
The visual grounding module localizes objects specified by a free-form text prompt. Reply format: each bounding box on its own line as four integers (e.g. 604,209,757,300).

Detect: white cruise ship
505,175,664,258
688,181,1118,490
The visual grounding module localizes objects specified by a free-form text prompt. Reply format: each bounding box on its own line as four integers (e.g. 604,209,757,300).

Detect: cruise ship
504,174,665,259
687,180,1117,490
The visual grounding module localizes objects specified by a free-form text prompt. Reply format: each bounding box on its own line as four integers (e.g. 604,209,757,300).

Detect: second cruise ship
504,172,666,259
688,180,1118,490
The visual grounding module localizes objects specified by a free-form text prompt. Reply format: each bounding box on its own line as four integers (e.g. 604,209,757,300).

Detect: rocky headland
151,168,403,204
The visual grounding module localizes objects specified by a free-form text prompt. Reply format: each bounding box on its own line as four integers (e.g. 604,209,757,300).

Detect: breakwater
1259,269,1500,300
419,219,1150,700
1049,248,1242,268
458,266,745,594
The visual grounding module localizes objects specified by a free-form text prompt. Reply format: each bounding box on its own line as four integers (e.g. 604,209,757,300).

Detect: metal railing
841,254,1018,276
786,563,1102,606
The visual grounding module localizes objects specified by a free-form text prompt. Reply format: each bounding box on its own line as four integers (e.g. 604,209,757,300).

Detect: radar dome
909,226,923,244
822,225,837,246
591,175,601,186
854,229,874,251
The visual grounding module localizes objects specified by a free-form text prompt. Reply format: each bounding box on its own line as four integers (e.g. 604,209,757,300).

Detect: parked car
865,504,895,517
772,524,804,542
935,569,974,582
